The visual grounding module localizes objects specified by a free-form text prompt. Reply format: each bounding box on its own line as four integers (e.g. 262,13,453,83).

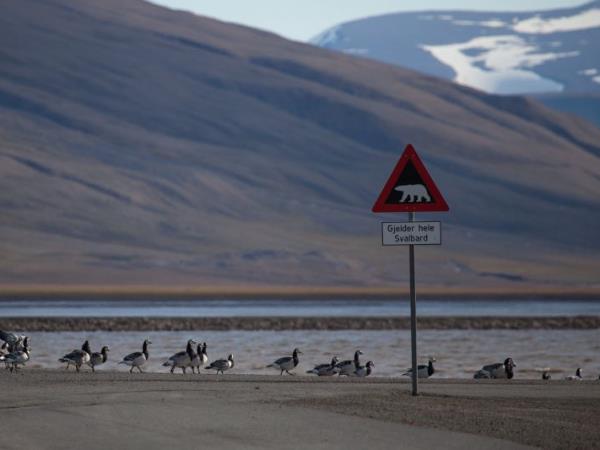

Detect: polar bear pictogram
394,184,431,203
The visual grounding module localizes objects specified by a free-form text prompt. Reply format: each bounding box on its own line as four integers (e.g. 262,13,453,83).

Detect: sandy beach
0,371,598,449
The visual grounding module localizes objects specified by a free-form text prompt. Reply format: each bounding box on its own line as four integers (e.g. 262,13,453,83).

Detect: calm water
23,329,600,379
1,298,599,317
5,299,599,378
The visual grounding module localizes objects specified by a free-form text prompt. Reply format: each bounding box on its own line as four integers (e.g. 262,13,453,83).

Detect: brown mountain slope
1,0,599,288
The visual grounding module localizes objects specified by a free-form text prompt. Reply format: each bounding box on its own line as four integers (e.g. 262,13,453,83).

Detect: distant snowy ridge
311,2,600,96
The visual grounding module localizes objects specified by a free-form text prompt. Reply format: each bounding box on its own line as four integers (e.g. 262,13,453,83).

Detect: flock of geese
0,330,597,380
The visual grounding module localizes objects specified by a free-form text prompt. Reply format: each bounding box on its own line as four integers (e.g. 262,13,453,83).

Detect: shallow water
21,329,600,379
2,298,600,317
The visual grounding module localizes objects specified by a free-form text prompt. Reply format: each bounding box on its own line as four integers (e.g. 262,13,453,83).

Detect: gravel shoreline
1,371,598,450
1,315,598,331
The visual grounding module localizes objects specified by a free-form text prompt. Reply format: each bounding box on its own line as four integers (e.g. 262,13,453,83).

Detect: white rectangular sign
381,221,441,246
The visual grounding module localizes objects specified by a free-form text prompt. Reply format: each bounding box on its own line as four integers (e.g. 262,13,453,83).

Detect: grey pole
409,211,418,396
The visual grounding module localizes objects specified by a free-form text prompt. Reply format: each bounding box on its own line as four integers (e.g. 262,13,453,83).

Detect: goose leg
182,367,186,374
280,369,284,376
130,366,134,373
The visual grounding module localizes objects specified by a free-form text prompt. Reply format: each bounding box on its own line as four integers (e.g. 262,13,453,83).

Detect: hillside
312,1,600,127
1,0,600,289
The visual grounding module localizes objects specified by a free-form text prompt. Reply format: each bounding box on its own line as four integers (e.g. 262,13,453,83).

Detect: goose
351,360,375,377
403,357,436,379
565,368,583,381
474,357,516,379
0,343,10,370
4,347,30,372
542,371,552,380
267,348,302,375
58,340,92,372
14,336,30,352
59,344,79,371
0,330,20,346
191,342,208,374
336,350,363,376
163,339,196,374
206,354,234,374
88,346,109,372
120,339,151,373
307,356,339,376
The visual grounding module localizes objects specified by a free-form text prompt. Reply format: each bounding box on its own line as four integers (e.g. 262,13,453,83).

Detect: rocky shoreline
1,316,598,331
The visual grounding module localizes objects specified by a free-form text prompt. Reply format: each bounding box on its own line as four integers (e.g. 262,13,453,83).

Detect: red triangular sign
372,144,449,213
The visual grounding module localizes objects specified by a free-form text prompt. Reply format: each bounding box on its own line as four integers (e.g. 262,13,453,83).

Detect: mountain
1,0,600,289
312,1,600,127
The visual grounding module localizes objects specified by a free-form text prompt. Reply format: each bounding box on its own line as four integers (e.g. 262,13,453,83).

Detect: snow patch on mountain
513,8,600,34
453,18,507,28
309,26,342,46
579,68,600,83
422,35,578,94
343,48,369,55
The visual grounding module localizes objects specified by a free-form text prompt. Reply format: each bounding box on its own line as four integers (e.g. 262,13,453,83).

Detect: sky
148,0,588,41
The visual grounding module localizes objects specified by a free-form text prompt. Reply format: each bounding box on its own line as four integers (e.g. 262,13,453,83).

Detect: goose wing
335,359,352,368
273,356,292,366
168,350,187,361
207,358,229,369
404,364,428,374
60,349,78,360
474,369,492,379
6,350,28,364
0,330,18,344
60,349,86,361
123,351,143,362
481,362,503,373
312,363,330,371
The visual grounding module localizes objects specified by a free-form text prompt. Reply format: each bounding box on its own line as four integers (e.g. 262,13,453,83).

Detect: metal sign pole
372,144,448,396
408,211,418,396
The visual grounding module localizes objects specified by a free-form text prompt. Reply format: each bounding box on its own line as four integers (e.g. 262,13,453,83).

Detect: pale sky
148,0,589,41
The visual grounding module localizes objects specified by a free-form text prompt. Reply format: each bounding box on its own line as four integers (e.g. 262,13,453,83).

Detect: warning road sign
372,144,449,213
